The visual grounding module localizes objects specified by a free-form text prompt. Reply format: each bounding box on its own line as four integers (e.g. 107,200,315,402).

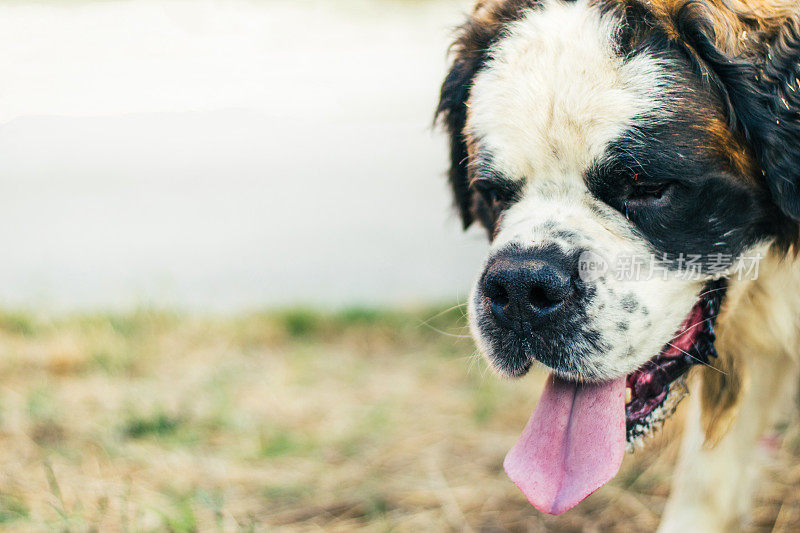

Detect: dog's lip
624,303,703,420
624,279,727,441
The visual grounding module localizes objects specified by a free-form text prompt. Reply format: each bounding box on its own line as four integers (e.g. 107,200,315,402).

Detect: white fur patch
468,0,668,181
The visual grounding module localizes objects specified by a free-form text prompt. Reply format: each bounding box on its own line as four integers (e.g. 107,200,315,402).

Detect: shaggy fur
436,0,800,530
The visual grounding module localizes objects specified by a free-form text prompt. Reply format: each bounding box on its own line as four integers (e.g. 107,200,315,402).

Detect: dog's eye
627,180,672,202
473,181,502,206
479,185,501,205
473,179,517,208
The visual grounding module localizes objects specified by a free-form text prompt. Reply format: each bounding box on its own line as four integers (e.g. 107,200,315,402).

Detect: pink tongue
504,374,626,515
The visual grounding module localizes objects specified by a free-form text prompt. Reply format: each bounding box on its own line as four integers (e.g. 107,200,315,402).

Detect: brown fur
636,0,797,53
699,320,748,447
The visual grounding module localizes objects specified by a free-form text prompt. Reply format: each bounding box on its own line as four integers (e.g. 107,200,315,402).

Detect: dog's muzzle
475,244,585,375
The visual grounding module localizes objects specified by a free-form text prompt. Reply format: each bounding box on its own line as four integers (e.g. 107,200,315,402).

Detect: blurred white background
0,0,486,311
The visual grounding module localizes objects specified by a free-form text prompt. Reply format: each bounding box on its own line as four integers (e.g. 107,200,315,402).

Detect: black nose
482,246,575,325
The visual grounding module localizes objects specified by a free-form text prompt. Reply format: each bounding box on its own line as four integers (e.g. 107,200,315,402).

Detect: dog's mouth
502,279,727,516
625,278,726,445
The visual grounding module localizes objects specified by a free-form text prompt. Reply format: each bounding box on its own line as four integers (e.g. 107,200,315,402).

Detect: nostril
528,277,572,310
484,278,509,307
491,287,509,308
529,285,556,309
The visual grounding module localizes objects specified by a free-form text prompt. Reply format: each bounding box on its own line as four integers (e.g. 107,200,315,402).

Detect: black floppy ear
436,53,480,229
676,5,800,220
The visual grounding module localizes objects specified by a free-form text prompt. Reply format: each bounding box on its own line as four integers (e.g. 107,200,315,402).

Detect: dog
435,0,800,530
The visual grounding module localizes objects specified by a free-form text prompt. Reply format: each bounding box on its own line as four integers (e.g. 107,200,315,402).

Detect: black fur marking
550,228,582,243
588,131,775,262
621,294,639,313
437,54,481,230
470,158,525,233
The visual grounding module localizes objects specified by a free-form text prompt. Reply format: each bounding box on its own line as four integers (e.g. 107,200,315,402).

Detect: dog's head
436,0,799,513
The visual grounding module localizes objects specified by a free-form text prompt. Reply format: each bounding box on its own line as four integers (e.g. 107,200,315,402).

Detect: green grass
267,303,467,343
277,309,322,338
260,430,314,458
156,490,198,533
123,411,185,440
0,495,29,524
88,349,136,376
0,311,38,336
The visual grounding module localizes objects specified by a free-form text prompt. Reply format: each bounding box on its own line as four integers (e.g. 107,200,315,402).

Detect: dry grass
0,306,797,531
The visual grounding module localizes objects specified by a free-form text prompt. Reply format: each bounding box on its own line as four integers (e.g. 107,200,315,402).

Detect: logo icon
578,250,608,282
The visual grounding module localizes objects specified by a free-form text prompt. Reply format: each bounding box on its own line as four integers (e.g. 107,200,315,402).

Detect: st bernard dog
436,0,800,530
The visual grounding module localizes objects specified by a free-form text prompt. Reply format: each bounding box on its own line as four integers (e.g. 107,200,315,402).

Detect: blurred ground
0,307,797,531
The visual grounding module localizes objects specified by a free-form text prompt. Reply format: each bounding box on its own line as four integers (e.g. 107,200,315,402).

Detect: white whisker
665,342,726,375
